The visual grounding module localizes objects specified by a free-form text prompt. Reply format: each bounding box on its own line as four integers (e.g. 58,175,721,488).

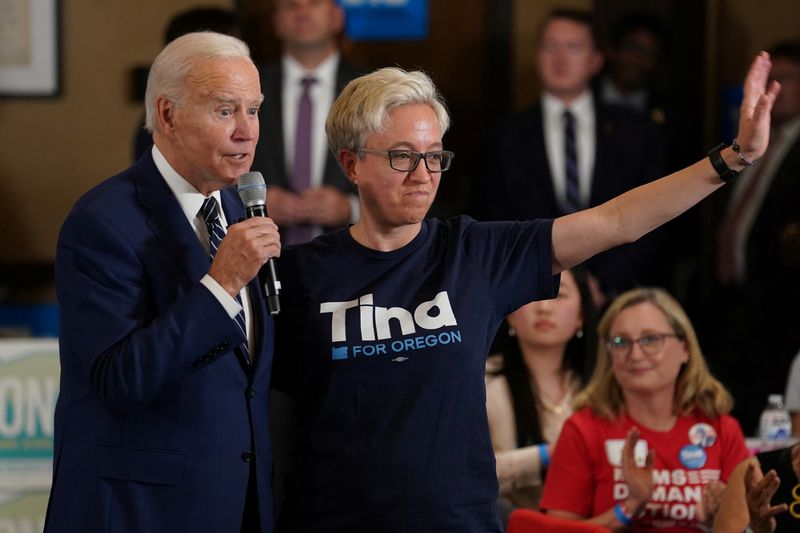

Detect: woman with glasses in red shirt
540,288,748,531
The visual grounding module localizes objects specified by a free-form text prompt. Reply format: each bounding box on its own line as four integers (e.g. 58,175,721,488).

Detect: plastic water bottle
758,394,792,442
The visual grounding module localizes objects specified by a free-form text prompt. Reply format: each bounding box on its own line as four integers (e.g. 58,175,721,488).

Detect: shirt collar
542,90,594,121
282,51,340,87
152,144,223,223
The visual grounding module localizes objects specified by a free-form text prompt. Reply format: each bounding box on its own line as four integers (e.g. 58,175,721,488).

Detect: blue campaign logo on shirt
679,444,707,469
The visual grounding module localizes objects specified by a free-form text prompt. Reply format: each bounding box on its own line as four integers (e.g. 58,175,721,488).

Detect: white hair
326,67,450,154
144,31,252,133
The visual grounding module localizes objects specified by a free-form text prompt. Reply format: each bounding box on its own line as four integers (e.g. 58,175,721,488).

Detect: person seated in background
714,443,800,532
540,287,749,531
486,267,598,520
132,7,242,160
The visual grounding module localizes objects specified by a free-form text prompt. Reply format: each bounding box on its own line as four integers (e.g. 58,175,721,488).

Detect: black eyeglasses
606,333,683,357
358,148,455,173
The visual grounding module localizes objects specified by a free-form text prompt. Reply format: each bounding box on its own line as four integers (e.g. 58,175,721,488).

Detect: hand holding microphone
238,171,282,315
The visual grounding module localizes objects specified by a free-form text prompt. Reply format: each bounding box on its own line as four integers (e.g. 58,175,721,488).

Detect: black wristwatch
707,143,738,183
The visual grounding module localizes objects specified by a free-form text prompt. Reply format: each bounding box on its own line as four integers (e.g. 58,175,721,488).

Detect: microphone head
237,171,267,208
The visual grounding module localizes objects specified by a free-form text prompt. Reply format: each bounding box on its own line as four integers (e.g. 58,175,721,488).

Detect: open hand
745,462,787,533
736,51,782,162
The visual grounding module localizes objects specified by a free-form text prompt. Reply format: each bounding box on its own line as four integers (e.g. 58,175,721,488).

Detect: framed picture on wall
0,0,61,98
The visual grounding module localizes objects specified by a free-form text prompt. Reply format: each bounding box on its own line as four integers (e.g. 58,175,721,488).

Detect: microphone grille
237,171,267,208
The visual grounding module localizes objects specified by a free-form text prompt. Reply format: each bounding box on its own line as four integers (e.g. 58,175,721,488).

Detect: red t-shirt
540,407,748,532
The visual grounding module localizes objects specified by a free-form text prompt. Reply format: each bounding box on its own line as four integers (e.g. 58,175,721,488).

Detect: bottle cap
768,394,784,405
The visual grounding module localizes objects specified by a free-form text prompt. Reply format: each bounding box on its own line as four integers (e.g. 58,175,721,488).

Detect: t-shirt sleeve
461,217,560,317
539,415,595,517
718,415,750,482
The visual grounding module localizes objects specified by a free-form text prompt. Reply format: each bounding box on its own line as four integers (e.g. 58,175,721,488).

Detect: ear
332,4,345,34
155,96,177,136
338,149,359,185
589,50,605,77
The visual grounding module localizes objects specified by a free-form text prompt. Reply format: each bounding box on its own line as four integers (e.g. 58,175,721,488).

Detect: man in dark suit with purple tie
253,0,360,245
44,32,280,533
470,9,666,300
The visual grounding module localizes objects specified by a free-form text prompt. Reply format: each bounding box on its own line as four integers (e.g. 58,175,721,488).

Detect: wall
0,0,231,262
717,0,800,85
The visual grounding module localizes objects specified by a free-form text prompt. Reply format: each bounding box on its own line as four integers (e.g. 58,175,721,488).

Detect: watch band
707,143,738,183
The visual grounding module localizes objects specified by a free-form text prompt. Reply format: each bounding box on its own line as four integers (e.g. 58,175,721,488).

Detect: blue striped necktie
563,109,581,214
200,197,249,359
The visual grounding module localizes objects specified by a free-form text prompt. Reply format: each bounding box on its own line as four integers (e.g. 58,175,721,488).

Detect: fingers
208,218,282,296
741,51,772,117
644,449,655,470
621,427,640,467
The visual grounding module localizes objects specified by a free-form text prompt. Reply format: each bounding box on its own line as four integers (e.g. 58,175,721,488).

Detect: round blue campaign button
679,444,707,469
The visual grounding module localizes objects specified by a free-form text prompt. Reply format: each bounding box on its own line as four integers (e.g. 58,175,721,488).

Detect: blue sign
341,0,429,41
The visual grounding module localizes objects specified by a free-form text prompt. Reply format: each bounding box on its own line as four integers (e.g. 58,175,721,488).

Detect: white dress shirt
542,91,596,211
152,145,254,348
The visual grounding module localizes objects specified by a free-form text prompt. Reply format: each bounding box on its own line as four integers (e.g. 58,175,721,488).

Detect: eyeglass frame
357,148,455,173
606,332,684,357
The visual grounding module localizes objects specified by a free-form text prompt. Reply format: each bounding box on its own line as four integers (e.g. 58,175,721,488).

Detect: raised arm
551,52,781,273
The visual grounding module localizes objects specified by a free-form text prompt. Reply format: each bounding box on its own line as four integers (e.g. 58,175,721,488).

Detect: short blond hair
326,67,450,154
575,287,733,419
145,31,253,133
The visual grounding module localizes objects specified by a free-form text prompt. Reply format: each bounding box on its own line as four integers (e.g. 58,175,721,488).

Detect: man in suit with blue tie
471,9,666,300
44,32,280,533
252,0,360,244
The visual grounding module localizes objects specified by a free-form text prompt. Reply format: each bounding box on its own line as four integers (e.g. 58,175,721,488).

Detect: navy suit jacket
44,151,275,533
252,59,359,231
470,101,667,295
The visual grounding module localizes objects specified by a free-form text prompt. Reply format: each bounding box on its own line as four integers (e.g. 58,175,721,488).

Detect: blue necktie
200,197,249,358
563,110,581,214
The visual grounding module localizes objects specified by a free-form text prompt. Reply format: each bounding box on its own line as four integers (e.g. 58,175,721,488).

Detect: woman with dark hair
486,268,598,511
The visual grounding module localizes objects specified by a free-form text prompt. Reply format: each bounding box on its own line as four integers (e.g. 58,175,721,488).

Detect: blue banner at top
340,0,429,41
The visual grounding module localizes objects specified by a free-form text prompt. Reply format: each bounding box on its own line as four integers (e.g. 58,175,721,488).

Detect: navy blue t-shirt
274,216,558,532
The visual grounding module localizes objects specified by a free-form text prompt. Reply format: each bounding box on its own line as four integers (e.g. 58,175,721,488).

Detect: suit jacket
252,58,359,231
470,100,667,295
44,151,275,533
745,132,800,283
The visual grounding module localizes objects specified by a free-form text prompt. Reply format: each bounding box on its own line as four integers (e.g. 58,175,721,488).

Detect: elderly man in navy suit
44,32,279,533
471,9,667,300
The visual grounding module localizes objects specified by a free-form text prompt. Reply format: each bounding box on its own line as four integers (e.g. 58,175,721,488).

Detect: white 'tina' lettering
320,291,458,342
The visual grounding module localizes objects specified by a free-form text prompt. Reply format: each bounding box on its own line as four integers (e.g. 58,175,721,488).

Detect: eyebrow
211,94,265,106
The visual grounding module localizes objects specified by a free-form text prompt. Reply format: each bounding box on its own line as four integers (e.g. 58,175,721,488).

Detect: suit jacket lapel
530,104,559,214
134,153,210,284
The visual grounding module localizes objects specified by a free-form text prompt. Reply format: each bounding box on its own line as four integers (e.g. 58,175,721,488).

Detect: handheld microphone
237,171,281,315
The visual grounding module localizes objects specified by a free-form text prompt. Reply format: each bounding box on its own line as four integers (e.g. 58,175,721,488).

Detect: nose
627,341,647,361
233,112,258,142
408,158,432,183
534,300,553,313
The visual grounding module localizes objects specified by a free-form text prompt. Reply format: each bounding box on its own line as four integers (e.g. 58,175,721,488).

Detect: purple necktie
288,76,317,244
